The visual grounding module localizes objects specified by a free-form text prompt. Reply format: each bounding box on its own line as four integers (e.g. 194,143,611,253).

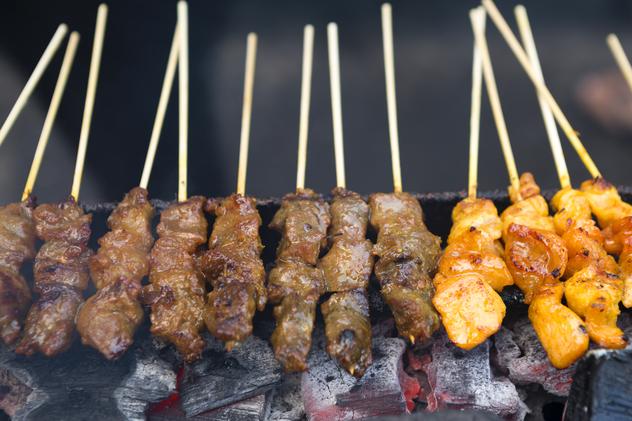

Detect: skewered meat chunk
268,189,329,372
142,196,207,362
200,194,266,349
318,188,373,377
76,187,154,359
369,192,441,344
501,173,588,369
0,199,36,344
433,197,511,350
16,197,93,356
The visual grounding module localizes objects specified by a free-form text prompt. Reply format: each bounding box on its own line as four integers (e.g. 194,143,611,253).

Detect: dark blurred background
0,0,630,204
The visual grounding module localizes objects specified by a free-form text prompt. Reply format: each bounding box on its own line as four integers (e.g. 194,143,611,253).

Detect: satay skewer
178,0,189,202
236,33,257,195
606,34,632,95
327,23,346,189
296,25,314,191
468,22,483,199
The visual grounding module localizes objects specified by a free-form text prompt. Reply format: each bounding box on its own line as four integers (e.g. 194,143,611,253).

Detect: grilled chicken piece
369,192,441,344
318,188,373,377
200,194,266,349
501,173,588,369
16,197,93,356
0,199,36,344
268,189,329,372
77,187,154,359
432,197,510,350
142,197,207,362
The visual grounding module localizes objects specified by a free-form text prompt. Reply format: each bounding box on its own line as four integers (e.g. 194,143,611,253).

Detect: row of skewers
0,1,631,379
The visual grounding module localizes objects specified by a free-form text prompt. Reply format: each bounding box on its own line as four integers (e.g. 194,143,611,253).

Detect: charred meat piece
142,196,207,362
200,194,266,349
369,192,441,344
77,187,154,359
0,199,36,344
318,188,373,377
16,197,93,356
268,189,329,372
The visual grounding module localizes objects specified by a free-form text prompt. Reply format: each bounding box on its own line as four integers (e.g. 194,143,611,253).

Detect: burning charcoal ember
368,410,502,420
302,337,411,420
565,348,632,421
268,373,304,421
179,334,282,417
494,320,575,397
422,333,528,421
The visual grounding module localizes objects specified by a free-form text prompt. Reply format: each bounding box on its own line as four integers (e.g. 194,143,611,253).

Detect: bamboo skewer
481,0,601,179
71,4,108,200
514,5,570,189
22,33,80,201
327,23,346,189
381,3,402,193
0,24,69,148
470,7,521,199
296,25,314,191
606,34,632,95
177,1,189,202
140,24,180,190
236,33,258,196
468,29,484,199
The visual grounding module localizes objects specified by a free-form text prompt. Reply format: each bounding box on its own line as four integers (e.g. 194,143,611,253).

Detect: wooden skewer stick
327,23,346,189
296,25,314,191
468,29,484,199
0,24,68,148
177,1,189,202
71,4,108,200
236,33,258,196
381,3,403,193
470,7,521,199
481,0,601,179
606,34,632,95
140,24,180,190
514,5,570,189
22,32,80,201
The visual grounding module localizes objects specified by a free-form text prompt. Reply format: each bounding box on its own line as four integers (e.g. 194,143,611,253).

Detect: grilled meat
0,199,36,344
142,196,207,362
318,188,373,377
433,197,511,350
200,194,266,349
76,187,154,359
268,189,329,372
369,192,441,344
16,197,93,356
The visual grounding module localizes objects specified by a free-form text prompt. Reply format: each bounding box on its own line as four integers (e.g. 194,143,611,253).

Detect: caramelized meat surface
0,200,35,344
16,197,93,356
268,189,329,372
143,196,207,362
369,192,441,344
201,194,266,349
77,187,154,359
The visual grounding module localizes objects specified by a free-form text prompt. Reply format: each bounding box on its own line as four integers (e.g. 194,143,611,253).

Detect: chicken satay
16,197,93,356
501,173,588,369
0,199,36,344
200,194,266,349
142,196,208,362
369,192,441,344
432,197,511,350
318,188,373,377
268,189,329,372
76,187,154,359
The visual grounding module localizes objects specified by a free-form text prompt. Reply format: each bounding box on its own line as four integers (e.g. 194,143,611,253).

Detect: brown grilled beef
16,197,93,356
77,187,154,360
142,196,207,362
0,199,36,344
200,194,266,349
369,192,441,343
268,188,330,372
318,188,373,377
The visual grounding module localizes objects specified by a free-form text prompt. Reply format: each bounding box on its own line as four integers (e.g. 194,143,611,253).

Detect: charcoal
150,392,272,421
422,332,528,421
494,319,575,397
179,334,282,417
268,373,304,421
368,410,502,420
564,348,632,421
302,336,410,420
